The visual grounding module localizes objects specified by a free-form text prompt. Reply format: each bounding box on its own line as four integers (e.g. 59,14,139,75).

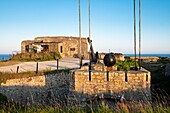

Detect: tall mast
88,0,91,39
78,0,82,57
139,0,141,70
134,0,137,70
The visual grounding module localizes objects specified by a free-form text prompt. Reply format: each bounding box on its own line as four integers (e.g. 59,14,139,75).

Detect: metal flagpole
139,0,142,70
88,0,91,39
88,0,91,62
134,0,137,70
78,0,82,67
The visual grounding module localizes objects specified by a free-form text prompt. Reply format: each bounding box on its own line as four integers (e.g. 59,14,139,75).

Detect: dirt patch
0,61,21,67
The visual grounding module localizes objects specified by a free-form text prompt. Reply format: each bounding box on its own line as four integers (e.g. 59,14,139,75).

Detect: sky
0,0,170,54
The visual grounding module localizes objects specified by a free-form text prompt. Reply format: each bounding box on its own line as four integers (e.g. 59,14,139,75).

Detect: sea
124,54,170,58
0,54,170,61
0,54,11,60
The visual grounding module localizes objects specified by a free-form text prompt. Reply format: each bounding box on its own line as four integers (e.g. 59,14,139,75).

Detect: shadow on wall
67,88,151,108
0,72,70,106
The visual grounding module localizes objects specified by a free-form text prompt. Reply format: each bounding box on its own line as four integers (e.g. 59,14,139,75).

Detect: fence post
16,66,19,73
89,62,91,81
36,62,38,74
57,59,59,70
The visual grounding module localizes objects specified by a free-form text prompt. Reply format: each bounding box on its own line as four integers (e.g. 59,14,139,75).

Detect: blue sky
0,0,170,54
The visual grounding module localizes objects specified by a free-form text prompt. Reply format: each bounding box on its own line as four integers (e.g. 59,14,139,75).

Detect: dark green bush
115,60,138,71
0,93,7,104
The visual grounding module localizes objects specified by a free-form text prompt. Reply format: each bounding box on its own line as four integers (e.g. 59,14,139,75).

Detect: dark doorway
42,45,49,52
25,45,29,52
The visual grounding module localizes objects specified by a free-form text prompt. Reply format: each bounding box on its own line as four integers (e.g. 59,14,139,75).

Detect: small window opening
60,46,63,53
70,48,75,51
146,74,148,81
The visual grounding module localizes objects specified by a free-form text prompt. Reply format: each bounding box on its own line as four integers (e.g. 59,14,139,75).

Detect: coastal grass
10,51,61,62
0,99,170,113
0,52,61,68
0,69,71,85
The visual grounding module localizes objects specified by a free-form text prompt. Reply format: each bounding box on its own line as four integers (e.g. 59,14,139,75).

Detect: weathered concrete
21,36,89,58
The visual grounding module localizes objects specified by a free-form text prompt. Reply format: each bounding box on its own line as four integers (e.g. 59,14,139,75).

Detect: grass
10,51,61,62
0,71,44,85
140,59,170,95
0,99,170,113
0,68,72,85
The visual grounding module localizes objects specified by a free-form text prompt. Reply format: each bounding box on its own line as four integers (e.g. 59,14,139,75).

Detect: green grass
115,60,138,71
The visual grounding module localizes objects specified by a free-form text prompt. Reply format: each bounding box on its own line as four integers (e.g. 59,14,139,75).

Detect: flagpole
78,0,82,67
88,0,91,39
139,0,141,70
134,0,137,70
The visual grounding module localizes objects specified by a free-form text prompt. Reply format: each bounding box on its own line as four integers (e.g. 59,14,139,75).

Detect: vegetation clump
0,71,43,85
115,60,138,71
10,51,61,62
0,93,7,104
0,100,169,113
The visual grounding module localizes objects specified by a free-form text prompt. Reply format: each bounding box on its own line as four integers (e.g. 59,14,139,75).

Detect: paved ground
0,57,89,73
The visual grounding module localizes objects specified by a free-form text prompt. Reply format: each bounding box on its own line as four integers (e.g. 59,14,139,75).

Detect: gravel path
0,57,89,73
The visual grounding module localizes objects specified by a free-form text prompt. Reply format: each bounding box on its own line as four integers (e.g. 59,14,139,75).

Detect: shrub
10,52,61,62
0,93,7,104
115,60,138,71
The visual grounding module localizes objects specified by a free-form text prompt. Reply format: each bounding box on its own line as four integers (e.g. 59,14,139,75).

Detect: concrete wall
21,36,89,58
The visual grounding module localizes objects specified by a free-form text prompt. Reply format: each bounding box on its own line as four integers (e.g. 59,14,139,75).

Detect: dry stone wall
0,72,69,106
68,69,151,105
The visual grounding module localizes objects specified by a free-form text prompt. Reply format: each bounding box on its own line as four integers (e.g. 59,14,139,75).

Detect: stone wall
68,69,151,105
0,72,69,106
98,53,125,61
0,69,151,106
128,56,160,62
